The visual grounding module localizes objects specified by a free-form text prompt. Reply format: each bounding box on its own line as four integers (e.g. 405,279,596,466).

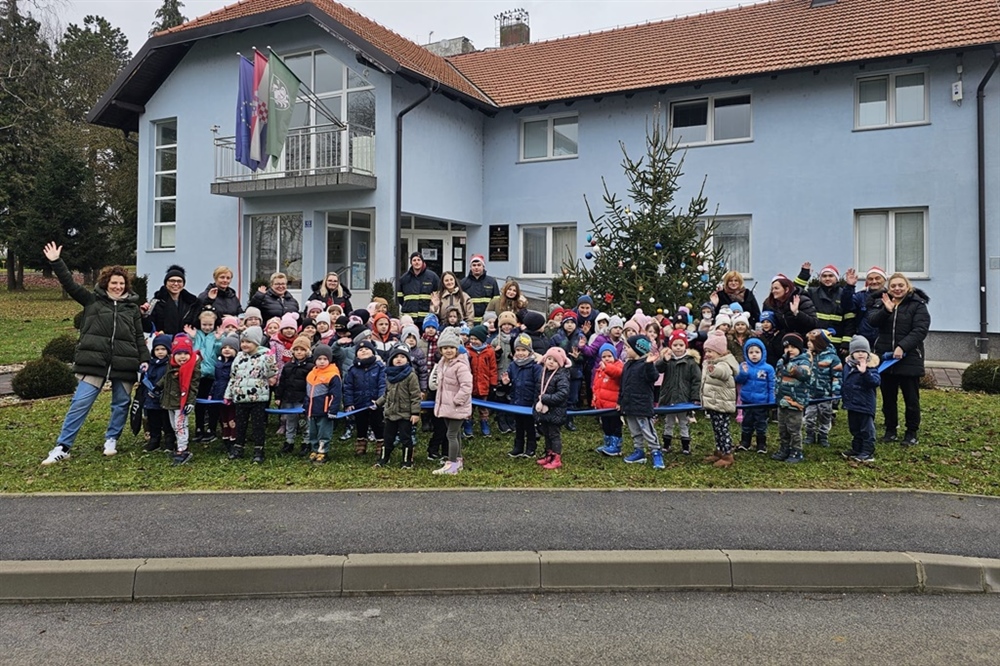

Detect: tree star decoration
657,263,667,275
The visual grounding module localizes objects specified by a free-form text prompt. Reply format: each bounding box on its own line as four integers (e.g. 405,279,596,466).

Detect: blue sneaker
785,450,804,464
851,452,876,463
463,420,473,438
623,449,646,464
480,419,492,437
651,449,665,470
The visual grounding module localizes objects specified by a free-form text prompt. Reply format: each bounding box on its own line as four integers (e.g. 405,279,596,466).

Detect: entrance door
399,231,465,279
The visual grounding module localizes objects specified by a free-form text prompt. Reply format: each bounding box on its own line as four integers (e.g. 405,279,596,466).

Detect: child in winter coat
275,335,314,455
700,331,740,468
430,328,473,475
534,347,572,470
370,312,399,360
491,311,519,435
552,311,587,426
224,326,277,463
378,345,422,468
419,313,441,435
142,333,175,453
592,343,624,456
655,329,702,455
158,335,201,466
805,329,843,448
772,333,812,463
840,336,882,463
467,325,498,436
185,310,222,443
502,333,543,458
303,344,342,464
735,337,775,454
210,335,239,450
619,335,664,469
314,312,336,346
343,340,387,457
400,325,428,395
758,311,782,368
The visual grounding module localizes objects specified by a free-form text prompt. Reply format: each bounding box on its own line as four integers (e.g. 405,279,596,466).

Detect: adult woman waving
41,242,150,465
248,272,300,322
710,270,761,327
197,266,242,316
429,271,475,327
307,271,353,313
866,273,930,446
761,274,819,337
485,279,529,318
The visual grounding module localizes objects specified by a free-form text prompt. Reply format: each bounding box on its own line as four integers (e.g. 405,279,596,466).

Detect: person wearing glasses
146,265,202,335
248,272,301,322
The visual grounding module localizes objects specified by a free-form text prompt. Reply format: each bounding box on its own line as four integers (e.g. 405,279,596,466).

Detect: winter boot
803,432,816,446
662,435,673,454
595,434,611,454
480,419,492,436
736,432,753,452
598,436,622,456
280,441,294,454
755,433,768,454
713,452,735,468
463,420,474,438
785,448,804,464
227,444,244,460
817,433,830,448
355,438,368,456
541,453,562,470
771,445,790,461
375,441,394,467
680,438,691,455
703,449,722,464
252,447,265,464
536,451,555,465
566,417,577,432
339,423,354,441
401,446,414,469
298,442,310,457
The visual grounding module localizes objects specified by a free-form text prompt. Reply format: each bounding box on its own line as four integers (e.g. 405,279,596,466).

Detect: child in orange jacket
593,343,625,456
466,324,498,437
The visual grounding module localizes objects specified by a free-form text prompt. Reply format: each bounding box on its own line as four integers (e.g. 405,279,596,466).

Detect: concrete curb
2,550,999,603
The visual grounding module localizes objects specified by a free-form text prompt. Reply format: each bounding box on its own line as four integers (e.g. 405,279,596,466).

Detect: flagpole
265,47,346,129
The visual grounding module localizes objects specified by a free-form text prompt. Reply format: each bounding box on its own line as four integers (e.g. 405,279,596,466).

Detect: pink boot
541,453,562,470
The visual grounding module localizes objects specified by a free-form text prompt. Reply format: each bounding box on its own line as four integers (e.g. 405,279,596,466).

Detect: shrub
41,335,78,363
12,357,77,400
961,360,1000,394
371,279,399,317
919,372,937,391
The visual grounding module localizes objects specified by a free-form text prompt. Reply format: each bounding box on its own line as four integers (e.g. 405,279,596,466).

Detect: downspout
977,47,1000,359
395,83,438,303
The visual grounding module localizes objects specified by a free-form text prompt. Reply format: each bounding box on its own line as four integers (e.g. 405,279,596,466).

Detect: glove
183,404,193,415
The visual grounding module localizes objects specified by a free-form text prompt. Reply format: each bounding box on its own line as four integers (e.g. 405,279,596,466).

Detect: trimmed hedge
41,334,78,364
961,360,1000,394
12,357,77,400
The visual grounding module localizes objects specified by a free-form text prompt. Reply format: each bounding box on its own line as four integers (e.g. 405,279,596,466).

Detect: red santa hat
866,266,888,280
820,264,840,280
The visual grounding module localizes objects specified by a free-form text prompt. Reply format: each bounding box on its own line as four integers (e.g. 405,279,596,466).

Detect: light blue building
89,0,1000,360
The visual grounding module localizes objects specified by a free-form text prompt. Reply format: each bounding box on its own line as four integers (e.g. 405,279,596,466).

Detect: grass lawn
0,283,80,365
1,389,997,495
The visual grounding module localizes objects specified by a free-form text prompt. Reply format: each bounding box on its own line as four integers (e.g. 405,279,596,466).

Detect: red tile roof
159,0,493,105
451,0,1000,107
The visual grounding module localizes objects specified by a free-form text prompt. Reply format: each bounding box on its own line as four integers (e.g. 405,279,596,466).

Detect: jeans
741,407,769,436
57,379,132,450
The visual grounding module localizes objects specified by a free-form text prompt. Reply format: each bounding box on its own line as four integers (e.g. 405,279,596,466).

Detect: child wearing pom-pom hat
700,331,739,468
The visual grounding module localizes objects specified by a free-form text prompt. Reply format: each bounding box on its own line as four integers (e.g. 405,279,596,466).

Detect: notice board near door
489,224,509,262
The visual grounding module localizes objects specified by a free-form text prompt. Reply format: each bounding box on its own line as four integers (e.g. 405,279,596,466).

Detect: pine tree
149,0,186,35
555,107,727,319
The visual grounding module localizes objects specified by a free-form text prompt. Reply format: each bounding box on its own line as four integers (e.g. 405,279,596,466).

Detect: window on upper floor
520,224,576,276
250,212,303,289
520,114,578,161
855,70,928,129
855,208,928,278
152,119,177,250
695,217,752,276
670,94,752,146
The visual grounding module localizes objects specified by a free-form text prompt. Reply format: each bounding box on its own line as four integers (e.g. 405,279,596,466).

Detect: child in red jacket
466,325,498,436
593,343,624,456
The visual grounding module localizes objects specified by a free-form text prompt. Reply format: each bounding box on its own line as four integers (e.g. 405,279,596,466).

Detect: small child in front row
378,345,422,469
275,336,314,455
224,326,277,463
735,337,775,454
620,335,664,469
534,347,572,470
804,329,842,448
772,333,812,464
700,331,739,468
211,335,239,450
840,335,881,463
143,333,175,453
430,328,473,475
502,334,542,458
344,340,387,457
304,344,341,464
593,343,624,456
655,329,702,455
158,335,201,466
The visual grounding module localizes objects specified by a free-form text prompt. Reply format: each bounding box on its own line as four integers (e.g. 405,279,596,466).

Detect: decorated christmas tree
555,108,727,319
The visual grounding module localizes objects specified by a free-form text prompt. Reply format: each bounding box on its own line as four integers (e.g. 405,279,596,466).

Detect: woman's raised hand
43,242,62,262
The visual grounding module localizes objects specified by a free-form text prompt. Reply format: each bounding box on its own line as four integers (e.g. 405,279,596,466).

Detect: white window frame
668,92,753,147
695,217,752,277
248,212,304,289
519,224,576,277
519,113,579,162
854,208,929,279
152,119,177,250
854,69,929,130
326,209,374,292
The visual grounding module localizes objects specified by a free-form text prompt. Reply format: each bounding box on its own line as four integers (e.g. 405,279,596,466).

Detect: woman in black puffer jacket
761,275,820,337
866,272,931,446
41,242,150,465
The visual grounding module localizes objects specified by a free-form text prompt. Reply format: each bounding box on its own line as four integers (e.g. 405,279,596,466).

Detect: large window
696,217,752,276
250,213,303,288
520,114,578,161
153,119,177,249
327,210,373,291
521,224,576,276
856,209,928,277
856,71,927,129
670,94,752,145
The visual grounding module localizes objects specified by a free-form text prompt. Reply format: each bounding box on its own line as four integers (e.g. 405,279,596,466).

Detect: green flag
265,51,302,167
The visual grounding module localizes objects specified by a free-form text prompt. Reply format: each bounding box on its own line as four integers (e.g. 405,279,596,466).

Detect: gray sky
54,0,757,55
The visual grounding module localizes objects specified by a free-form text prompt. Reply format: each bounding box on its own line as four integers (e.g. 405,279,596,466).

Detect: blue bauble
654,242,662,250
686,291,694,298
585,251,593,260
586,233,593,243
700,274,710,282
680,262,686,269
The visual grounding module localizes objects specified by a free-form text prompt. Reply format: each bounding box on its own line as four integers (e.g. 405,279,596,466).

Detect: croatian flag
249,50,269,164
235,56,258,171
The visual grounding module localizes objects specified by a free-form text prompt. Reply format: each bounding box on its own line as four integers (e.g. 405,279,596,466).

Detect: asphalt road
3,592,999,665
3,490,998,560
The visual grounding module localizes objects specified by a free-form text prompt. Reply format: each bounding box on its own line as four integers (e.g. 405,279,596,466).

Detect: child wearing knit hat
840,335,881,462
700,331,740,468
225,326,277,462
274,335,315,455
592,343,625,456
211,335,240,450
158,334,201,466
303,344,341,464
376,345,421,468
467,324,498,437
772,332,812,464
620,335,665,468
804,329,843,448
535,347,572,470
654,329,702,456
501,334,543,457
491,312,520,435
430,327,473,475
142,333,175,454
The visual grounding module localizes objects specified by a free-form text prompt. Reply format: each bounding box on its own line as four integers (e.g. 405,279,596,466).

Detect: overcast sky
53,0,760,55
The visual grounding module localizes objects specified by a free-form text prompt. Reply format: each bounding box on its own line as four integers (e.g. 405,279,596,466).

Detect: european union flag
236,55,259,171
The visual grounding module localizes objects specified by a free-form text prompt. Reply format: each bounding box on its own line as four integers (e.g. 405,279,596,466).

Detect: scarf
724,285,746,302
277,331,297,350
171,352,200,409
358,355,376,368
386,363,413,384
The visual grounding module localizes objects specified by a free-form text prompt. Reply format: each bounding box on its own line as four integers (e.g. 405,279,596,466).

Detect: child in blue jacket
840,336,881,463
142,333,175,453
735,337,775,454
501,333,542,458
343,340,386,456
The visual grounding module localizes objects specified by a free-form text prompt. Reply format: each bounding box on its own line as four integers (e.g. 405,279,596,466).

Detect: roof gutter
977,47,1000,359
395,83,439,297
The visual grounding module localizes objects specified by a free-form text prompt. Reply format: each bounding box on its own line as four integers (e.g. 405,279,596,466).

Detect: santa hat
770,273,790,285
540,346,572,368
866,266,888,280
470,254,485,266
820,264,840,280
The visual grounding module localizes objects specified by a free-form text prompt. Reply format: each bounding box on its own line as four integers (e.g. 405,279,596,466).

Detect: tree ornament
657,263,667,275
687,291,694,298
585,251,593,260
657,308,663,314
604,292,614,304
590,239,597,247
586,233,593,243
638,285,644,292
686,302,693,309
697,264,706,272
649,297,655,304
680,262,686,269
691,252,697,257
630,264,637,270
682,281,689,288
698,251,705,258
654,242,662,250
617,260,623,269
700,274,710,282
559,289,565,295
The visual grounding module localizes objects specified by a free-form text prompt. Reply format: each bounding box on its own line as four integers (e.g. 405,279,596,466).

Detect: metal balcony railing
213,123,375,183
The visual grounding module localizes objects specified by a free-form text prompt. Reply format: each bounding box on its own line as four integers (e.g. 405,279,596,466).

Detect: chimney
425,36,476,57
496,9,529,48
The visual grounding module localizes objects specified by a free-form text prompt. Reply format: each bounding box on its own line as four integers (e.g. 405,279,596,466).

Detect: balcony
211,123,376,197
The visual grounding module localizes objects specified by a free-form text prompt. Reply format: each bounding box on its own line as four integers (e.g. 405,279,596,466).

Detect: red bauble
604,292,614,304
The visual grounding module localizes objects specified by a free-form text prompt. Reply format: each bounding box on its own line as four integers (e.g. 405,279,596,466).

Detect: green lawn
0,284,80,365
2,389,997,495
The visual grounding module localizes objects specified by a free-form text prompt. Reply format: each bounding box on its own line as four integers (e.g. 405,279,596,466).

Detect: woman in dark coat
306,271,353,313
711,270,761,328
147,264,201,334
248,271,300,322
41,242,150,465
866,272,930,446
761,275,819,337
197,265,242,316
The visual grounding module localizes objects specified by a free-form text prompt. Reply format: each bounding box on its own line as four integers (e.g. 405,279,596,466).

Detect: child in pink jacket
430,328,473,475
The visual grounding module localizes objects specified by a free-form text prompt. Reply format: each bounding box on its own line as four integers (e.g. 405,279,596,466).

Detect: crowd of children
117,258,899,473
